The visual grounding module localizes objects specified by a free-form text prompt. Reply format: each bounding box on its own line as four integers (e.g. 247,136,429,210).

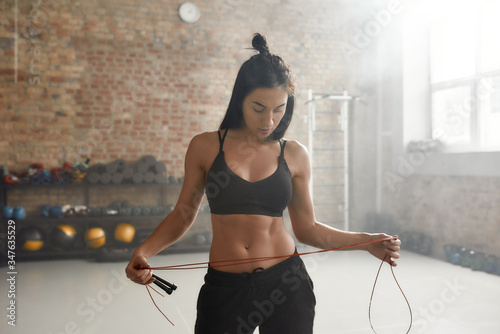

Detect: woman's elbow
294,232,309,245
292,223,315,245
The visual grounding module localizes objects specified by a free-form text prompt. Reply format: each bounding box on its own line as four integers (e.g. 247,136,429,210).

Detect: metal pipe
341,90,350,231
307,87,314,202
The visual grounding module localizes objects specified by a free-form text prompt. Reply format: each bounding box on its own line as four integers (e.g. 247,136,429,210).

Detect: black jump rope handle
152,274,177,295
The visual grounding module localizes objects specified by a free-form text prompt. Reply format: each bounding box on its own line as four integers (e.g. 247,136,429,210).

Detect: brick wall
383,175,500,258
1,0,368,229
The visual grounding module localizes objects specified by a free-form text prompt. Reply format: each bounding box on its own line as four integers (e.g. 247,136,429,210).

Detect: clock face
179,2,200,23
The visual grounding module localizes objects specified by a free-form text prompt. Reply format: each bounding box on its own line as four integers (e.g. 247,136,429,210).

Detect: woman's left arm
286,141,401,266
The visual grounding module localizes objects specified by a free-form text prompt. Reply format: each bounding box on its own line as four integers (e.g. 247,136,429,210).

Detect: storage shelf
0,182,166,189
12,215,168,224
0,181,171,262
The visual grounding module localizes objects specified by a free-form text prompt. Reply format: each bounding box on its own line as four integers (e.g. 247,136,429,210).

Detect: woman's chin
258,129,272,138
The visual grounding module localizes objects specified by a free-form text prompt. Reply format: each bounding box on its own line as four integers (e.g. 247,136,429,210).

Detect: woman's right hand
125,252,155,285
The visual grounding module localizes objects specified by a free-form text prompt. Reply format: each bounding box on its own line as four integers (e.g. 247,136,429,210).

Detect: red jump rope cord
369,254,412,334
145,284,175,326
148,237,392,270
144,237,413,333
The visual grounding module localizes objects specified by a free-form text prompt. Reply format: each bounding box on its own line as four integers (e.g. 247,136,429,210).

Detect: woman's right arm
125,134,209,285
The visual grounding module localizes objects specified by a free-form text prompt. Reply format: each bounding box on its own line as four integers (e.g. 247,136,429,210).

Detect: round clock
179,2,200,23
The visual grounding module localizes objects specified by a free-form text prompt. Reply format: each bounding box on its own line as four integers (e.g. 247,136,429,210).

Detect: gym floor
2,249,499,334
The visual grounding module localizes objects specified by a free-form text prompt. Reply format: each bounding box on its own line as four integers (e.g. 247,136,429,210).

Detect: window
430,0,500,152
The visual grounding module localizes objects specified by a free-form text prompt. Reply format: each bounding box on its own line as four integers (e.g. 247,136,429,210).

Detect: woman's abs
208,214,296,273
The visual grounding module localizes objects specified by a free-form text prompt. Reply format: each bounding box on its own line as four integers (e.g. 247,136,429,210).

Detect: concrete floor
1,249,499,334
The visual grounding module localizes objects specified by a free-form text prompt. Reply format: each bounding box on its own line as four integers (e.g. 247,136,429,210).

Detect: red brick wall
1,0,356,177
1,0,366,228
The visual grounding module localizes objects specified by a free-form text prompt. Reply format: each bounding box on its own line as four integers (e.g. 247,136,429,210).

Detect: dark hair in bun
219,33,295,141
252,33,270,56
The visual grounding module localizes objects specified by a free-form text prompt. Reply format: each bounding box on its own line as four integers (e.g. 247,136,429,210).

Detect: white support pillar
306,89,356,232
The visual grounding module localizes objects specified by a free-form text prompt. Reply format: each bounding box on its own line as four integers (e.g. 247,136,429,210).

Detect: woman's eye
273,108,284,113
253,108,265,113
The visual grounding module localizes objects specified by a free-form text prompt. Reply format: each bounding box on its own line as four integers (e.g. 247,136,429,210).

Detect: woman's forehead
246,88,288,105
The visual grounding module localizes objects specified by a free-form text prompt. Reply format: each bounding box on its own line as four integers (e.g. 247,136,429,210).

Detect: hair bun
252,33,270,55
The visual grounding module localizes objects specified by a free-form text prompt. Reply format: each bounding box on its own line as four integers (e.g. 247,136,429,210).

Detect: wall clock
179,2,200,23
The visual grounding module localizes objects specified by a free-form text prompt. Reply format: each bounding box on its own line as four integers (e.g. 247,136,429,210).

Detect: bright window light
430,0,500,152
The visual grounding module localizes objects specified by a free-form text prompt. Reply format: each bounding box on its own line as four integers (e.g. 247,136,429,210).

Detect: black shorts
194,253,316,334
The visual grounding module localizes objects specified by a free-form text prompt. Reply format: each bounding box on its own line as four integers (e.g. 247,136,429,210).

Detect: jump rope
138,237,412,333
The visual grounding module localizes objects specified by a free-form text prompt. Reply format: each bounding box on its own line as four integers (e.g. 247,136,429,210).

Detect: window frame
429,2,500,153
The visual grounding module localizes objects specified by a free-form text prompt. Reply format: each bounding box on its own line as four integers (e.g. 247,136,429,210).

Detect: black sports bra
204,129,292,217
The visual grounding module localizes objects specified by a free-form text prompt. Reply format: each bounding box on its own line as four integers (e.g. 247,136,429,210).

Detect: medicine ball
459,248,472,267
470,252,485,271
85,227,106,248
50,225,77,251
50,205,64,218
484,255,497,274
19,226,45,251
13,206,26,220
41,204,50,218
3,206,13,219
114,223,136,244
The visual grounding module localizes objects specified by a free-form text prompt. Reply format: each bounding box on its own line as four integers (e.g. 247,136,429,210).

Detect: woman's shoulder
186,131,220,162
283,139,309,157
189,131,219,148
283,139,311,176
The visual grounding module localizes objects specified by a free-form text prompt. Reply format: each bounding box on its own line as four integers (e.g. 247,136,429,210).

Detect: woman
126,33,401,333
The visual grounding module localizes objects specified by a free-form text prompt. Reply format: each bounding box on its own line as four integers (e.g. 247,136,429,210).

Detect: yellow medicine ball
20,226,45,252
23,240,44,251
59,224,77,236
85,227,106,248
50,225,77,251
114,223,135,243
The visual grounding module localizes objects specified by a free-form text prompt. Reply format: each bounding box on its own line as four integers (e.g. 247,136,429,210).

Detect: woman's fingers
382,236,401,266
126,256,154,285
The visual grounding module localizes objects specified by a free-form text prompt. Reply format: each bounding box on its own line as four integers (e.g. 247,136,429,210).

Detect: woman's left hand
366,234,401,266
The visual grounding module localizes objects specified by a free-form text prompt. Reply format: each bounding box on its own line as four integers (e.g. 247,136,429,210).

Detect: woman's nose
262,110,273,127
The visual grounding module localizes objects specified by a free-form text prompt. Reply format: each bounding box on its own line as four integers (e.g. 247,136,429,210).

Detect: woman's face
241,87,288,140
